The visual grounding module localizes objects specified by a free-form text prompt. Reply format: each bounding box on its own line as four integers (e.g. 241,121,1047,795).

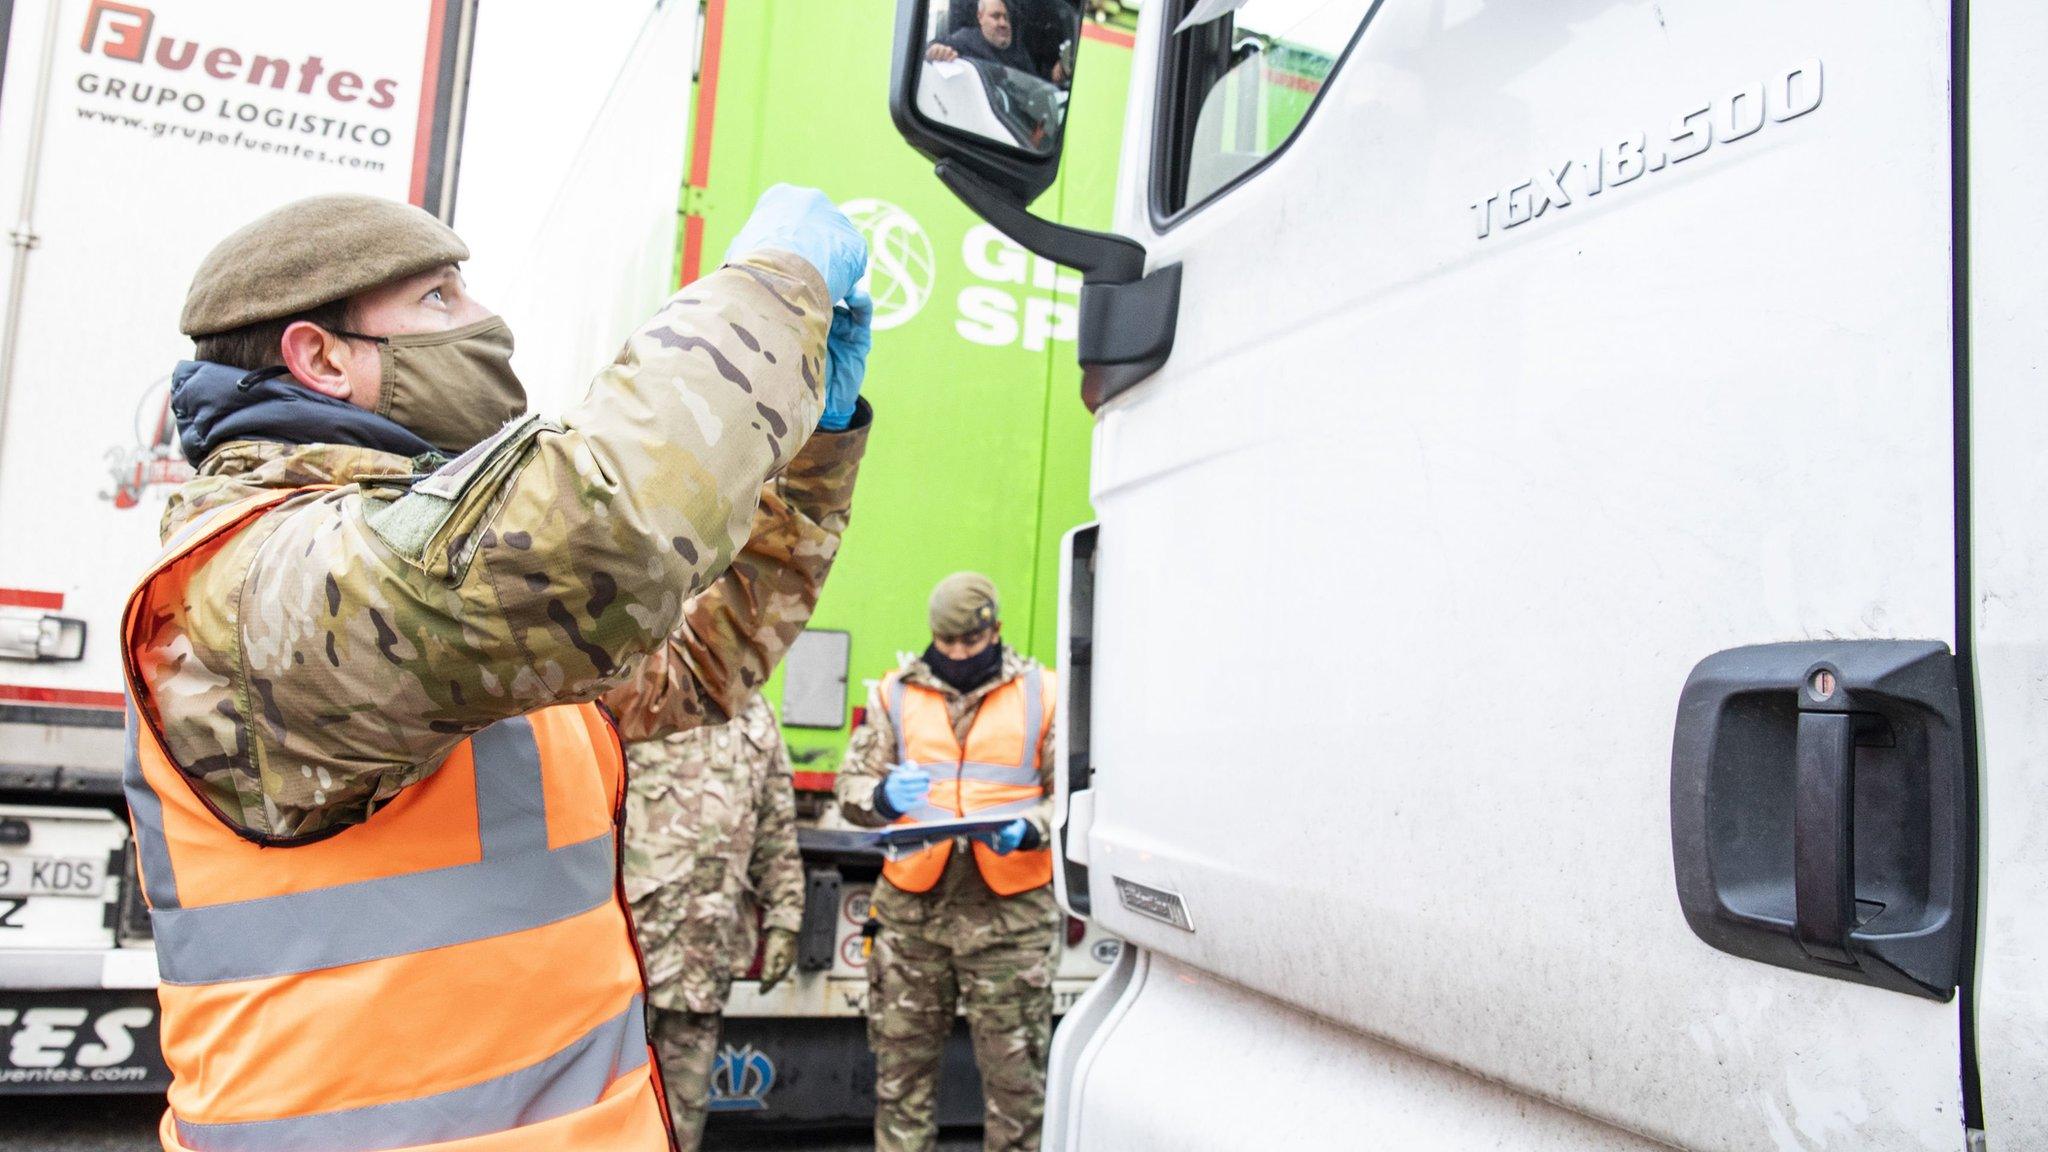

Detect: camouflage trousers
651,1006,722,1151
867,879,1059,1152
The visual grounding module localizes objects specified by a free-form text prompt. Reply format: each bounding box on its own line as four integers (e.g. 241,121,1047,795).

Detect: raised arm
150,189,870,838
600,402,868,743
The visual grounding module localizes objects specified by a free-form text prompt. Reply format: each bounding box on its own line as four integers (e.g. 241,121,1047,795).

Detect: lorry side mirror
891,0,1081,204
891,0,1183,409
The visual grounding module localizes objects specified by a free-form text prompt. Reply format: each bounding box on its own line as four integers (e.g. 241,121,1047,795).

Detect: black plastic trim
1147,0,1386,232
1948,0,1984,1128
935,160,1144,284
892,4,1185,403
1079,264,1181,410
1146,0,1219,223
1057,524,1097,915
931,163,1180,408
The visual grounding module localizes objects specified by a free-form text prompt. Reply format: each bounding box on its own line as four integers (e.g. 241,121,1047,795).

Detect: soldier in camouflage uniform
130,187,871,1146
143,186,868,836
838,574,1060,1152
626,693,804,1149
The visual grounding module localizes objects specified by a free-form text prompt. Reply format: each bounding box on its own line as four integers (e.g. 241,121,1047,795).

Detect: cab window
1153,0,1383,220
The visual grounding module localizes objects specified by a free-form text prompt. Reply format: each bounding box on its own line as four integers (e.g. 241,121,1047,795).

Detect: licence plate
0,854,106,899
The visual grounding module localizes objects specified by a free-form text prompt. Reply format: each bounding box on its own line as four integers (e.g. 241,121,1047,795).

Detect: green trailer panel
681,0,1131,777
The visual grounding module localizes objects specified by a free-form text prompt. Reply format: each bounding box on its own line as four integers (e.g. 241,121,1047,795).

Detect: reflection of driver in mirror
927,0,1068,84
917,0,1075,153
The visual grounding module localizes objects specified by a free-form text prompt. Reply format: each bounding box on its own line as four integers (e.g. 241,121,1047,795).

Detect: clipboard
869,815,1023,859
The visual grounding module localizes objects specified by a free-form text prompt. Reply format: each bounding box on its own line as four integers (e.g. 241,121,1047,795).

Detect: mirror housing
891,0,1182,409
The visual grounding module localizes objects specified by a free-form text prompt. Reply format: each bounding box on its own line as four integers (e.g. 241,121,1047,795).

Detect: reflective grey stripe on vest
958,760,1041,787
122,704,181,910
159,500,243,554
968,796,1041,820
894,670,1046,793
136,716,614,986
172,994,649,1152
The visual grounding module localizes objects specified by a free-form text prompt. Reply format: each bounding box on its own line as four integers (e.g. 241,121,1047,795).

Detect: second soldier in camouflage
838,574,1061,1152
627,694,806,1149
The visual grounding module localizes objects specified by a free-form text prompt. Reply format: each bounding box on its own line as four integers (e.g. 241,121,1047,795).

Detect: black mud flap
706,1016,984,1131
0,988,168,1094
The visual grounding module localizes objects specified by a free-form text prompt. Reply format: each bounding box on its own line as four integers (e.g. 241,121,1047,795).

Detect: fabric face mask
356,316,527,455
924,642,1004,694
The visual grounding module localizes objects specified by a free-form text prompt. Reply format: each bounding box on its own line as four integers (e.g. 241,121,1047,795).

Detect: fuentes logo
79,0,150,62
79,0,402,109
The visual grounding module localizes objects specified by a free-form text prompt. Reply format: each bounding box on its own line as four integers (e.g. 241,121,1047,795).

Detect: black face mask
924,642,1003,693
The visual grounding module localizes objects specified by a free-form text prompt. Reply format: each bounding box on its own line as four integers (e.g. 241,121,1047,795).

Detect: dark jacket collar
169,360,438,467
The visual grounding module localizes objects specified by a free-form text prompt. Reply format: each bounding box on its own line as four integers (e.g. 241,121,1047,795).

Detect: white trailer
0,0,1095,1123
887,0,2048,1148
0,0,698,1092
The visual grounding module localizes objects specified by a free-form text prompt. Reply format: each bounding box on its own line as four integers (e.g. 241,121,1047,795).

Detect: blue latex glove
723,184,868,305
877,765,931,820
819,289,872,432
974,818,1031,856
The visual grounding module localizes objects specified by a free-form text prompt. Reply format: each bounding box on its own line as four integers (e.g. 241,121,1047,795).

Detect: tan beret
180,194,469,336
930,572,1000,637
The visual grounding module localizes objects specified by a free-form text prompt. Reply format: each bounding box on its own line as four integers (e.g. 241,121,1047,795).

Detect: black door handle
1794,711,1856,965
1669,640,1967,1000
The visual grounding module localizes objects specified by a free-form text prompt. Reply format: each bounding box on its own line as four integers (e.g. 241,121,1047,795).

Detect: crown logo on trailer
707,1044,776,1111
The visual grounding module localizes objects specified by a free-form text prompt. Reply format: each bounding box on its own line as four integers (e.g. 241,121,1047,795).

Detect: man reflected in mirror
929,0,1066,81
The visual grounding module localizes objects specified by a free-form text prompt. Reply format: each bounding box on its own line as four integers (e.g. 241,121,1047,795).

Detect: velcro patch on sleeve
367,413,553,580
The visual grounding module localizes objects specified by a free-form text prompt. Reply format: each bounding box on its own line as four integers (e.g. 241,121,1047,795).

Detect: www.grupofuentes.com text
75,106,388,172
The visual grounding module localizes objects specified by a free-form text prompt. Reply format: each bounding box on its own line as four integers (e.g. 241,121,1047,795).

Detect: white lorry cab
889,0,2048,1148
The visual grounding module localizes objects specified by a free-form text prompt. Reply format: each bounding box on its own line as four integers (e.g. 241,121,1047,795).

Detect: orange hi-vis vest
120,490,669,1152
880,667,1055,896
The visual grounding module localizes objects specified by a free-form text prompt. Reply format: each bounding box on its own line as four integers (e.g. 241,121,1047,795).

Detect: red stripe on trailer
0,589,63,611
409,2,452,207
792,770,837,794
1268,68,1322,94
678,0,729,287
688,0,726,192
1082,22,1137,49
0,684,125,710
679,215,707,292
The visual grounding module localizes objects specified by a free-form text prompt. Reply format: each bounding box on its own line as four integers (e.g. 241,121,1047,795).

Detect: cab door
1966,1,2048,1147
1075,0,1972,1147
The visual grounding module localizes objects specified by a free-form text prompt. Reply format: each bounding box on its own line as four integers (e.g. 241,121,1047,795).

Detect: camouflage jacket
132,251,868,840
626,693,802,1013
836,648,1055,903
